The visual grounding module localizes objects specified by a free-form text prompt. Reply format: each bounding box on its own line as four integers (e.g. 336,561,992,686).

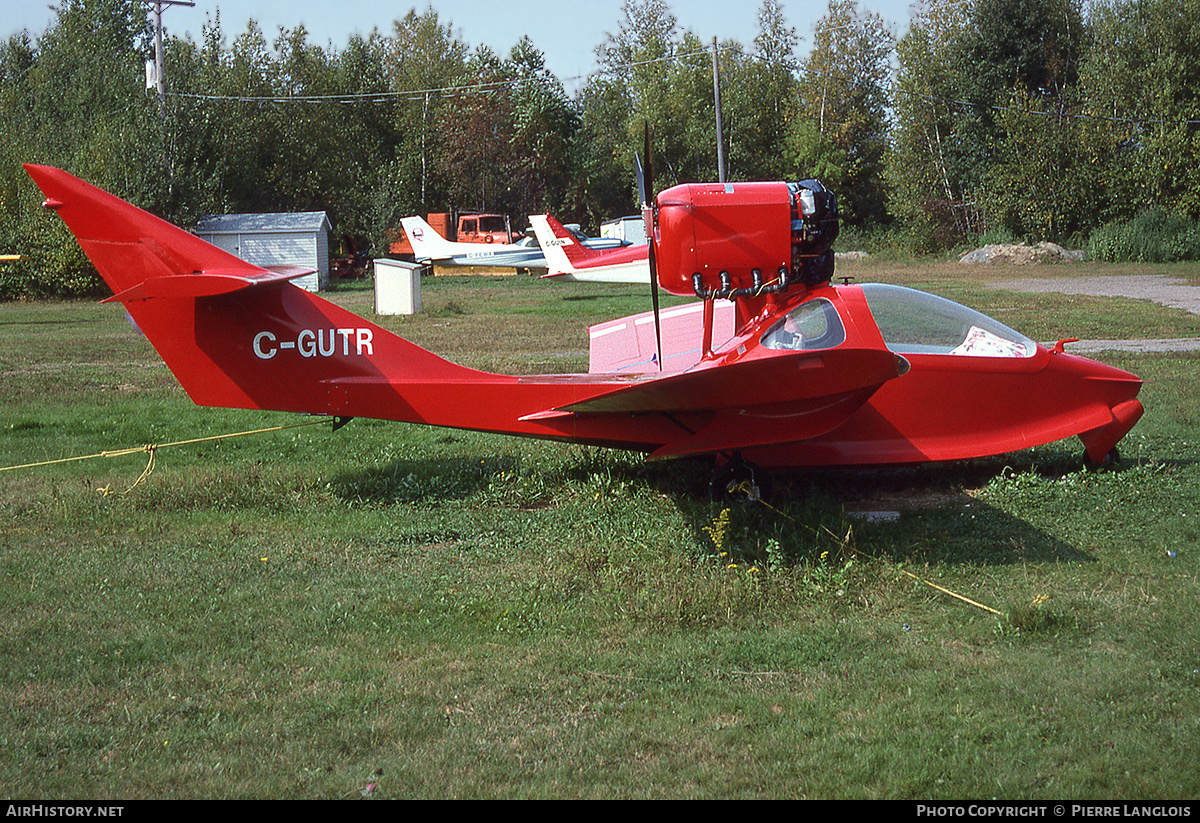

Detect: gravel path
987,274,1200,353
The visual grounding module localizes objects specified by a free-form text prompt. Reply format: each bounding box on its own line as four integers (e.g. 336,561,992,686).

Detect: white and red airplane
404,215,629,273
530,212,650,283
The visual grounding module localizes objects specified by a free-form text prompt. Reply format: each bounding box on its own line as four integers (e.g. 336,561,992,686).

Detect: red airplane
25,164,1143,497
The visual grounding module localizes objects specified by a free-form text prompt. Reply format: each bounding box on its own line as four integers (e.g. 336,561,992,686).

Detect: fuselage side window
761,298,846,351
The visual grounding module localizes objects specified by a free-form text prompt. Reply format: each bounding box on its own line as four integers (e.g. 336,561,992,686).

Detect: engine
653,179,839,298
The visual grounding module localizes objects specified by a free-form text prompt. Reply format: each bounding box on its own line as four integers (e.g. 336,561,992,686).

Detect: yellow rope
1,417,335,479
900,569,1004,616
726,479,1004,617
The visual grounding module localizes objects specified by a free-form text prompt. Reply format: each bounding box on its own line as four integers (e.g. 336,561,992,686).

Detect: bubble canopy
857,283,1036,358
760,284,1036,359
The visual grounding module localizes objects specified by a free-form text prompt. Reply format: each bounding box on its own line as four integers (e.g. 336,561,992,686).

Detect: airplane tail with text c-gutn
529,213,651,283
528,213,595,274
24,164,488,420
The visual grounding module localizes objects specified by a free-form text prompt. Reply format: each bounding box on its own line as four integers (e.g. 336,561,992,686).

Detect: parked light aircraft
400,215,547,271
530,212,650,283
26,163,1142,497
402,215,628,273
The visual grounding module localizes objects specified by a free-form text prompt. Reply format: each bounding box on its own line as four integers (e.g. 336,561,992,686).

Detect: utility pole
712,37,726,183
141,0,194,116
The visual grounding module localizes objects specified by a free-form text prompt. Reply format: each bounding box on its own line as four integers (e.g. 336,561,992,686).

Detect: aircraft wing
521,345,907,459
558,347,902,414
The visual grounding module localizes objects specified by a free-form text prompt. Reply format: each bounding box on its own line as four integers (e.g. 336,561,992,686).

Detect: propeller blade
634,152,647,209
642,124,663,372
648,242,662,371
641,125,654,208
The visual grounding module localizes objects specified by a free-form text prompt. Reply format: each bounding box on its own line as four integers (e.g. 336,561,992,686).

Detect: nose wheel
1084,446,1120,471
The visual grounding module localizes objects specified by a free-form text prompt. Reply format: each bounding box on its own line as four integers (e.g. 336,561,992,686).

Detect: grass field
3,260,1200,799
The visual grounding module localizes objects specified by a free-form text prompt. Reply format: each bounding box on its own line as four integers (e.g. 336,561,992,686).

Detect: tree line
2,0,1198,297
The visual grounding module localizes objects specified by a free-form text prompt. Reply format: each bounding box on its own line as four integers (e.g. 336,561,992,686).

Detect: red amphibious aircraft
25,163,1143,496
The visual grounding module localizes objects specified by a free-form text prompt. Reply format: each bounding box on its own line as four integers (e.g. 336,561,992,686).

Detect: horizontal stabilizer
102,266,315,303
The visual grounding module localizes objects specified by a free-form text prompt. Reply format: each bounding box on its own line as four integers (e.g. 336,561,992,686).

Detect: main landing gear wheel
709,458,773,504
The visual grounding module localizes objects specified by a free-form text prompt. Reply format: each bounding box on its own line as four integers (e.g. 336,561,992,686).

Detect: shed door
208,234,241,256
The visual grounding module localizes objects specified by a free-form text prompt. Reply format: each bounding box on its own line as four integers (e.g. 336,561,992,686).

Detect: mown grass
2,265,1200,798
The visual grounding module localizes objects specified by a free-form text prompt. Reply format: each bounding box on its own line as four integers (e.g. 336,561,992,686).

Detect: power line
895,86,1200,128
163,44,725,106
155,29,1200,133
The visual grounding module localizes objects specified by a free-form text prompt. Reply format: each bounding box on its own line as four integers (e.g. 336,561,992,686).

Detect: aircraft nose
1073,358,1144,464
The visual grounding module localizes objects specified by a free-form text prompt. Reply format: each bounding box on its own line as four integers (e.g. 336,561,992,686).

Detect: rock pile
959,242,1085,265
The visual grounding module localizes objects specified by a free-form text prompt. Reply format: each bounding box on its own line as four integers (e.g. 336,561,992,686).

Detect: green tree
1081,0,1200,219
591,0,788,191
1,0,160,296
983,87,1098,240
327,32,404,240
888,0,1088,247
369,8,469,249
661,30,722,183
439,47,518,213
886,0,975,249
596,0,678,132
436,38,577,221
595,0,681,187
505,37,579,218
567,74,635,227
964,0,1089,240
788,0,892,225
724,0,800,181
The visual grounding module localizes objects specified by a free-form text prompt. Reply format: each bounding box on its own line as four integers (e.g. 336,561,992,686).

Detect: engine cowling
653,179,838,298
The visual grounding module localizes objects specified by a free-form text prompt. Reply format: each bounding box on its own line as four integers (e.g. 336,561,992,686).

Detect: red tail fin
24,165,270,295
25,165,485,418
529,213,649,283
537,213,606,267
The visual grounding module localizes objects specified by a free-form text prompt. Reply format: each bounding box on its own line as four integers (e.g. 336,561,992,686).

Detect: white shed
600,215,647,246
196,211,332,292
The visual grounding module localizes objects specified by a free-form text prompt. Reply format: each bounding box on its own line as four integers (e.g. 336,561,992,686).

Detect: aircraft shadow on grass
704,463,1096,567
330,451,520,506
329,447,1095,566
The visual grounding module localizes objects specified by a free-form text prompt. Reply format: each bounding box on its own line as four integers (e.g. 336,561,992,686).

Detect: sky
6,0,916,92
